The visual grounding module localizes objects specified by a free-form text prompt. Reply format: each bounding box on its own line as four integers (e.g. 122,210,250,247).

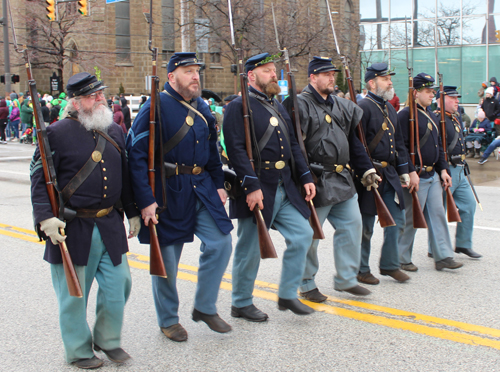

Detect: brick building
2,0,360,99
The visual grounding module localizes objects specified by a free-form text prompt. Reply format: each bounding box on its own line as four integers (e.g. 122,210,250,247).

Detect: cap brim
312,66,341,74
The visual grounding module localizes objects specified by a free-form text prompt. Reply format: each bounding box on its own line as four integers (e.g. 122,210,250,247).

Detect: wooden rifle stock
344,65,395,228
407,77,428,229
26,57,83,297
437,79,461,223
284,53,325,239
238,51,277,259
147,53,167,278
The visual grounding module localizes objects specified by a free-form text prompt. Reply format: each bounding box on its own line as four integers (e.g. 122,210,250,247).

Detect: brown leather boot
357,272,380,285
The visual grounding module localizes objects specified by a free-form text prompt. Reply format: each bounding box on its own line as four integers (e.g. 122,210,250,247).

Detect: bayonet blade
228,0,236,47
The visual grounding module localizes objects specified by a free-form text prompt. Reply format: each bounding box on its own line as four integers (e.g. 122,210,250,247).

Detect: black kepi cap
308,56,340,76
364,62,395,83
436,85,461,99
66,72,107,98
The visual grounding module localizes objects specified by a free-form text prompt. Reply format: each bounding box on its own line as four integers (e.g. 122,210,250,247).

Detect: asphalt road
1,142,500,371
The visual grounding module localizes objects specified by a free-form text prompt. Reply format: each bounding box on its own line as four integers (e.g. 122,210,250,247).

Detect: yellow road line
127,251,500,342
5,226,500,350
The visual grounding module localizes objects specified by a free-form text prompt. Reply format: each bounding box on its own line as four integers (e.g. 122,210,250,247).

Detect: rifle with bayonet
7,0,82,297
146,0,167,277
434,27,461,223
324,0,395,228
271,3,324,240
405,18,428,229
228,0,277,259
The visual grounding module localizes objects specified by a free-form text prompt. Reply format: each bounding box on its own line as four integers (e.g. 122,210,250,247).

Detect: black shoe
231,304,268,322
277,298,314,315
335,285,371,296
456,247,482,258
192,308,232,333
428,252,433,258
299,288,328,303
72,356,104,369
93,345,130,363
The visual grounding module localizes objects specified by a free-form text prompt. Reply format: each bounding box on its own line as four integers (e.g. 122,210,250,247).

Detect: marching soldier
283,56,374,300
397,73,463,271
127,53,234,341
31,72,140,368
224,52,316,321
434,86,481,258
357,63,411,284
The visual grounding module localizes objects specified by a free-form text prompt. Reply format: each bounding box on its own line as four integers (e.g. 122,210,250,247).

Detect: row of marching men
31,52,481,368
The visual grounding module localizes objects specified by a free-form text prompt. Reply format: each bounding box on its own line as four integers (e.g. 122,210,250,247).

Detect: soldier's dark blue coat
31,118,139,266
357,91,409,215
441,113,466,157
223,86,313,227
398,105,449,179
126,83,233,246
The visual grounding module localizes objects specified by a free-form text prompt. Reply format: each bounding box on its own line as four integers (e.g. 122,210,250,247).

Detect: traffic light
78,0,88,16
11,75,20,84
496,30,500,43
46,0,56,21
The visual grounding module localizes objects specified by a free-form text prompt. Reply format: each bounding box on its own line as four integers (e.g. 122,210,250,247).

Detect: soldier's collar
249,86,273,103
367,90,385,107
307,84,334,106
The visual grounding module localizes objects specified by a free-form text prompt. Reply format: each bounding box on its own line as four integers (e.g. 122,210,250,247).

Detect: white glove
361,168,381,191
128,215,141,238
399,173,410,187
40,217,66,245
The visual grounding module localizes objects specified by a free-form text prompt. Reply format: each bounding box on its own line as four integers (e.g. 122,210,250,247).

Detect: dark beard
256,75,280,97
176,81,201,100
318,85,334,96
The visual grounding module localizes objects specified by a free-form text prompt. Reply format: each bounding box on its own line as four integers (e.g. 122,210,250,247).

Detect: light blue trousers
399,173,454,264
152,199,232,328
232,182,313,307
51,225,131,363
361,182,405,273
428,164,476,251
300,194,362,292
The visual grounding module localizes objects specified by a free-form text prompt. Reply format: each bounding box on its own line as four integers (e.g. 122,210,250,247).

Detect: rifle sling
248,92,296,178
364,96,395,154
61,131,107,205
446,116,461,158
161,94,199,156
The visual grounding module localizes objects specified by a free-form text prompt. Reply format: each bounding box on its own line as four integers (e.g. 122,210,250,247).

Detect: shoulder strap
61,132,106,205
163,91,208,126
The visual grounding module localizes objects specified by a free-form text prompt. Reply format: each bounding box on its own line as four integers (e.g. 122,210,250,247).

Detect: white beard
78,103,113,132
375,86,395,101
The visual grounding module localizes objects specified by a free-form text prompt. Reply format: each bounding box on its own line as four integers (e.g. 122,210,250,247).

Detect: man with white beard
356,63,412,285
30,72,141,369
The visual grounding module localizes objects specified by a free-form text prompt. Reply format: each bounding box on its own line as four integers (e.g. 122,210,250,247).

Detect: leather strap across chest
61,130,120,205
364,96,395,154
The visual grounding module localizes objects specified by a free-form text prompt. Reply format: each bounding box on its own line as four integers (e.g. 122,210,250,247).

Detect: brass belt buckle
461,154,466,161
192,166,202,175
96,208,109,218
380,161,388,168
275,160,286,170
425,166,433,172
335,165,344,173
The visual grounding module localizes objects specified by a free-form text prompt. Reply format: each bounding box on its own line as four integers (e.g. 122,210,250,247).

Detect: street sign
50,73,61,93
278,80,288,95
106,0,127,4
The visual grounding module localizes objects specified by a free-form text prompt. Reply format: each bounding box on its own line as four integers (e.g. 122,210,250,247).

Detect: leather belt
309,162,346,174
76,206,113,218
416,165,434,173
164,162,205,177
256,160,288,170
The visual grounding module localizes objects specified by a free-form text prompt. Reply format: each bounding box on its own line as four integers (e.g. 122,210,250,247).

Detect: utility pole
2,0,12,93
